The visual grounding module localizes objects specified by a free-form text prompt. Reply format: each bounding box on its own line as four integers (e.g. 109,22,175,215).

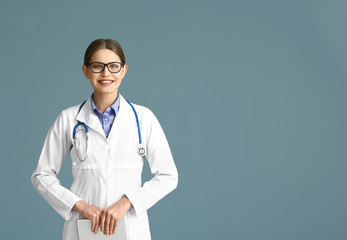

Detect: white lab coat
31,94,178,240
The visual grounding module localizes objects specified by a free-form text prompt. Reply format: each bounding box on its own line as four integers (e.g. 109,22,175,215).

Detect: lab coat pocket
74,128,88,162
125,210,151,240
62,210,80,240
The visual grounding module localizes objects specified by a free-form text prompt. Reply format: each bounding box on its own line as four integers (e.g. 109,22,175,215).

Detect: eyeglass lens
90,62,122,73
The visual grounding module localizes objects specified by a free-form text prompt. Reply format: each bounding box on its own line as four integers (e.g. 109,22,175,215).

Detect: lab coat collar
75,93,133,138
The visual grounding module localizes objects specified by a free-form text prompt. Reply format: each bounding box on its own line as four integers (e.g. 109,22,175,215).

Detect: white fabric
31,94,178,240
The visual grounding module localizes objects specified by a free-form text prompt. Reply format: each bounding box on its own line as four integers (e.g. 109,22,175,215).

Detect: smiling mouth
98,80,114,83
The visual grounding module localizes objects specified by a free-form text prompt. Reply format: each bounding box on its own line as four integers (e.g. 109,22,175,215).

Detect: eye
92,64,103,69
109,63,120,69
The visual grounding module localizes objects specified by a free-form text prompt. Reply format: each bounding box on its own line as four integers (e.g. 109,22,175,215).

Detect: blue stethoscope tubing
73,98,146,161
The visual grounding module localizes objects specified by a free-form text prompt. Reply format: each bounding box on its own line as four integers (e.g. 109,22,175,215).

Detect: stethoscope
73,98,146,162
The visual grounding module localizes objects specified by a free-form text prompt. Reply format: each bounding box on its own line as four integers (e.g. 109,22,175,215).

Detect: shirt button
105,118,108,121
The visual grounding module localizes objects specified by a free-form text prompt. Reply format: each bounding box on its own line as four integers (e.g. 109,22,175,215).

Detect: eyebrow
89,61,122,64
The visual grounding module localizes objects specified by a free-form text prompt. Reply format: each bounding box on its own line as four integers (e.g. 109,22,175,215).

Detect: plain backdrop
1,0,346,239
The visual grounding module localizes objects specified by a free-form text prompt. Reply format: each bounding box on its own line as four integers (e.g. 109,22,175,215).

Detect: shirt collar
90,93,120,115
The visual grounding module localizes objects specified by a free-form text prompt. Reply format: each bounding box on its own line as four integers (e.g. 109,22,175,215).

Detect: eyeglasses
86,62,124,73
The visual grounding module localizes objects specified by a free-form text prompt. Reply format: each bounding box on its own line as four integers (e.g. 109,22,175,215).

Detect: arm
31,111,81,220
125,108,178,217
99,108,178,235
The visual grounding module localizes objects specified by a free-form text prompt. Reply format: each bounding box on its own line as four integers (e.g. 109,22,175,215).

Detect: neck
92,92,119,113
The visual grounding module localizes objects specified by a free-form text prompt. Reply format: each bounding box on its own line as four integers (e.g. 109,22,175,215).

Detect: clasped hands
73,197,132,235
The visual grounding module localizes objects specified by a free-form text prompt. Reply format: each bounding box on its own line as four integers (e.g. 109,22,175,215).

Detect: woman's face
82,49,127,97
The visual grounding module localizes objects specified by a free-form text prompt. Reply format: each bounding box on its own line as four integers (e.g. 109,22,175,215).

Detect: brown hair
84,39,126,65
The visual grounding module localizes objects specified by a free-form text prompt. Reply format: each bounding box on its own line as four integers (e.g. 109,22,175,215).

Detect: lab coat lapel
107,94,133,139
75,97,105,137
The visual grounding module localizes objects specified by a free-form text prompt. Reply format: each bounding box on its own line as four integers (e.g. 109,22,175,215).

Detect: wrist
122,196,133,209
73,200,85,212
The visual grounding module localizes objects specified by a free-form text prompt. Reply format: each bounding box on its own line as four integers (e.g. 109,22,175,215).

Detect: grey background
1,0,346,239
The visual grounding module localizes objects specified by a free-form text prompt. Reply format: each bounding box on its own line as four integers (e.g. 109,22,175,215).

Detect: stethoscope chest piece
137,147,146,156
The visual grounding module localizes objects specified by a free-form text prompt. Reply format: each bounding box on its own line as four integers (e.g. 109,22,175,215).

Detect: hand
100,197,133,235
73,201,104,234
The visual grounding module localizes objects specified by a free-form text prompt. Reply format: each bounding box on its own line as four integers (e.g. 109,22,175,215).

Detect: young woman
31,39,178,240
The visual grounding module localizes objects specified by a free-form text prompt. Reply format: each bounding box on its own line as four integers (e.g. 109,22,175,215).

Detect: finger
105,212,110,235
92,210,100,234
112,219,118,234
109,218,115,235
91,217,95,233
100,211,106,233
96,208,103,234
94,215,99,234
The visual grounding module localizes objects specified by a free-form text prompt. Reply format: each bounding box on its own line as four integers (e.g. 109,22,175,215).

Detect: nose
101,65,111,75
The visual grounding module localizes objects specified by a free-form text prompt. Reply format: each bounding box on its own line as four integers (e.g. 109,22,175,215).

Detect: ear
121,64,128,78
82,65,88,78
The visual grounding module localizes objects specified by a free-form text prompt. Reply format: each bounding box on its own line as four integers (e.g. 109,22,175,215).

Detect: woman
31,39,178,240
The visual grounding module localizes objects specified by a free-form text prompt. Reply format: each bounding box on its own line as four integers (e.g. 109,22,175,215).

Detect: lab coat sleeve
31,110,81,220
125,109,178,217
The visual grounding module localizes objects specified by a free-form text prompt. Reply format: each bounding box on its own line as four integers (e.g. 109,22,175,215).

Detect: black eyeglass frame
86,61,124,73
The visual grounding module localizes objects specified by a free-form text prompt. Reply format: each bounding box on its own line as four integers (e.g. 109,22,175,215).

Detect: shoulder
130,102,151,114
123,100,164,134
124,99,157,121
45,102,85,137
63,103,82,116
54,101,85,123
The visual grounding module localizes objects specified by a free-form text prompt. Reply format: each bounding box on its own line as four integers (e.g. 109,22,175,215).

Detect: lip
98,79,114,86
98,79,114,82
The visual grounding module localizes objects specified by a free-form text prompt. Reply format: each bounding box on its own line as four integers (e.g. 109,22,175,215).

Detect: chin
95,89,118,95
